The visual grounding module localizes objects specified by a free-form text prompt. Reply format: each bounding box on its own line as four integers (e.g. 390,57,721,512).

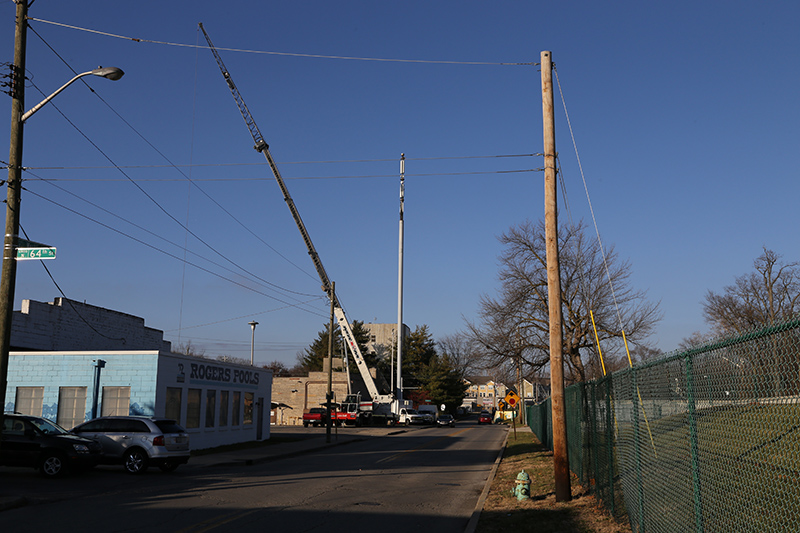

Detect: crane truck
200,24,405,426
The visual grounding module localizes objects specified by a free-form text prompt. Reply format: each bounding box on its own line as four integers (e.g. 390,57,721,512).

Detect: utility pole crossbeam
541,50,571,502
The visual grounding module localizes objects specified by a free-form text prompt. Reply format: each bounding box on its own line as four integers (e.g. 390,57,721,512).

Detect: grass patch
477,426,630,533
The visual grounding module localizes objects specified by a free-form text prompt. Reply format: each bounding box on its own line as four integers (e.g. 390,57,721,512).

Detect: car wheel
39,451,67,478
404,419,410,427
124,448,149,474
158,460,181,473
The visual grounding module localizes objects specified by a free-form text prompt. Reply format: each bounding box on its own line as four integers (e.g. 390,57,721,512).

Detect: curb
464,425,510,533
0,496,27,512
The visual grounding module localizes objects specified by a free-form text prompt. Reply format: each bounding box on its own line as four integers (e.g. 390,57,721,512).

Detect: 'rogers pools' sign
180,362,260,386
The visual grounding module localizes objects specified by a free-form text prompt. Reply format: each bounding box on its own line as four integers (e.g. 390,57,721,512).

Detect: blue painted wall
4,351,160,423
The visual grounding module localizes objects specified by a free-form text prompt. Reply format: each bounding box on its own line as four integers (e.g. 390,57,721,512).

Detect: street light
21,67,124,123
0,3,125,432
248,321,259,366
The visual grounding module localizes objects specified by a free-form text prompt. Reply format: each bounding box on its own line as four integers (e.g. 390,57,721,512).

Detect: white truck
202,25,400,426
397,408,425,426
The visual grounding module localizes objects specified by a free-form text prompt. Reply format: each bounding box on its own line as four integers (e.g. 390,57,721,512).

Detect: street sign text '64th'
15,239,56,260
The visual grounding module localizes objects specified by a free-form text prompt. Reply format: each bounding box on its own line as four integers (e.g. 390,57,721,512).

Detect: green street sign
16,239,56,260
17,247,56,260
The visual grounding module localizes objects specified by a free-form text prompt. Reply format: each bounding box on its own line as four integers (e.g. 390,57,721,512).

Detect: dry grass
476,425,631,533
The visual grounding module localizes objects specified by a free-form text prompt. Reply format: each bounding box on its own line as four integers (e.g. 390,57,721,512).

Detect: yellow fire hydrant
511,469,531,501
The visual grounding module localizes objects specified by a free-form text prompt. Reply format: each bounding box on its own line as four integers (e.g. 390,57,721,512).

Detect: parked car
71,416,190,474
478,411,492,424
436,414,455,427
1,413,102,477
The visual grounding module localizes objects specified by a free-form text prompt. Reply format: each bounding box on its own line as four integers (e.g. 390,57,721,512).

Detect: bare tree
703,247,800,335
436,332,482,379
468,219,661,383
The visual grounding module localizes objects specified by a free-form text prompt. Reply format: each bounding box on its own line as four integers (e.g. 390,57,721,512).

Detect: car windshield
29,418,69,435
406,409,418,414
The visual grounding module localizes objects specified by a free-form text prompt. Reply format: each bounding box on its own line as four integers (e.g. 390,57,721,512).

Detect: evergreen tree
400,325,467,413
299,320,372,373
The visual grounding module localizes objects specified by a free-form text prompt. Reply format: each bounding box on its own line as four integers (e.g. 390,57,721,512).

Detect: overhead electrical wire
24,171,320,301
28,17,537,67
24,153,542,170
24,168,542,182
27,23,321,285
22,186,328,318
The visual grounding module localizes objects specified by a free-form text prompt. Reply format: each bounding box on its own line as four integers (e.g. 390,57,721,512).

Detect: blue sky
2,1,798,367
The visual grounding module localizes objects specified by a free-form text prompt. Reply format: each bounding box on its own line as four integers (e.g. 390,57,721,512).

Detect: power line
27,24,321,285
29,17,537,67
23,152,542,171
22,186,329,319
23,168,542,182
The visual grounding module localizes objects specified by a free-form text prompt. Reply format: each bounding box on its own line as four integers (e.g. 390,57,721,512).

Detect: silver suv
71,416,190,474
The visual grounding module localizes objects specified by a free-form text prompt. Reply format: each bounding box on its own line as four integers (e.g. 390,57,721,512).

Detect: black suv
1,413,102,477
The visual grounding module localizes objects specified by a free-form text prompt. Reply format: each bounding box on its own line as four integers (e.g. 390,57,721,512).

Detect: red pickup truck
302,408,329,427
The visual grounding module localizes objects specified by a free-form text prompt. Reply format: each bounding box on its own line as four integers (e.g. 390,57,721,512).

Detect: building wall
156,353,272,449
272,371,349,426
363,323,409,360
4,351,272,451
4,351,160,422
11,298,171,352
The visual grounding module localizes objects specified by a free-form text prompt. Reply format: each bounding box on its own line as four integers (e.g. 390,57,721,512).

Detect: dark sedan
1,413,101,477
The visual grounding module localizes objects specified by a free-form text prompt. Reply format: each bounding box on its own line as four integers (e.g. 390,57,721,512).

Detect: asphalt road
1,422,508,532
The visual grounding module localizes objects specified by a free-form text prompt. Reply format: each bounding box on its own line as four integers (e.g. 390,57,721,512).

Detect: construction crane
199,24,397,421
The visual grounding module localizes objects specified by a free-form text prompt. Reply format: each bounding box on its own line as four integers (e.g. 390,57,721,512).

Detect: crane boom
200,24,387,404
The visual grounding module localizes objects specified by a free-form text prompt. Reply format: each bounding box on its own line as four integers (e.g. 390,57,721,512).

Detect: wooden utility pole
325,282,335,443
541,50,571,502
0,0,29,443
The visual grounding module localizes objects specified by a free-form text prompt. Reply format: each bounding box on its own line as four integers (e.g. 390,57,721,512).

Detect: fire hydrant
511,470,531,501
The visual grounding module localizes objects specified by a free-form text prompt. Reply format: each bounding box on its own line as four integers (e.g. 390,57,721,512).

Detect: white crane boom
200,24,388,404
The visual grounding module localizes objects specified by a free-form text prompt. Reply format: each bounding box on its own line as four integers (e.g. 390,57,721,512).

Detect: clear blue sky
2,1,798,366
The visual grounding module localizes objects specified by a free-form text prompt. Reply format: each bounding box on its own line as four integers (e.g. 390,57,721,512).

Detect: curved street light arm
20,67,124,123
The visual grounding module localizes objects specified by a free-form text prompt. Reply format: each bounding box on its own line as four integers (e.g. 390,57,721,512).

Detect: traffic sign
16,239,56,260
504,390,521,408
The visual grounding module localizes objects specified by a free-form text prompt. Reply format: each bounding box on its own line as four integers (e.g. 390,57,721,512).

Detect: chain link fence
527,317,800,532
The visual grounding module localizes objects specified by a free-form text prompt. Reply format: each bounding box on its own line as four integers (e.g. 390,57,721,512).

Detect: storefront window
219,391,229,427
14,387,44,416
232,391,241,426
187,389,201,429
165,387,182,422
205,390,216,428
243,392,254,425
102,386,131,416
57,387,87,429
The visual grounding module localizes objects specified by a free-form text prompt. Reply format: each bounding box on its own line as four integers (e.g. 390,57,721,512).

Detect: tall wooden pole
326,282,335,443
0,0,29,441
541,50,571,502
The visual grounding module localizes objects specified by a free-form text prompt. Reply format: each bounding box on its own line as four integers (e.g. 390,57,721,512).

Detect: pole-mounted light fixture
21,66,124,123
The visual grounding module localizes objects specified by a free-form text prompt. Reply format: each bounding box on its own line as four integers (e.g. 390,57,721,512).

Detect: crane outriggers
199,24,401,425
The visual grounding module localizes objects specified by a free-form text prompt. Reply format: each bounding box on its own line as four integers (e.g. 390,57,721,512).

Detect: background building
3,297,272,450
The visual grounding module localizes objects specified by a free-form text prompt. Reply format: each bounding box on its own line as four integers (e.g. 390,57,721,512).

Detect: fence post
685,354,704,533
631,367,646,531
590,381,600,495
605,376,615,516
